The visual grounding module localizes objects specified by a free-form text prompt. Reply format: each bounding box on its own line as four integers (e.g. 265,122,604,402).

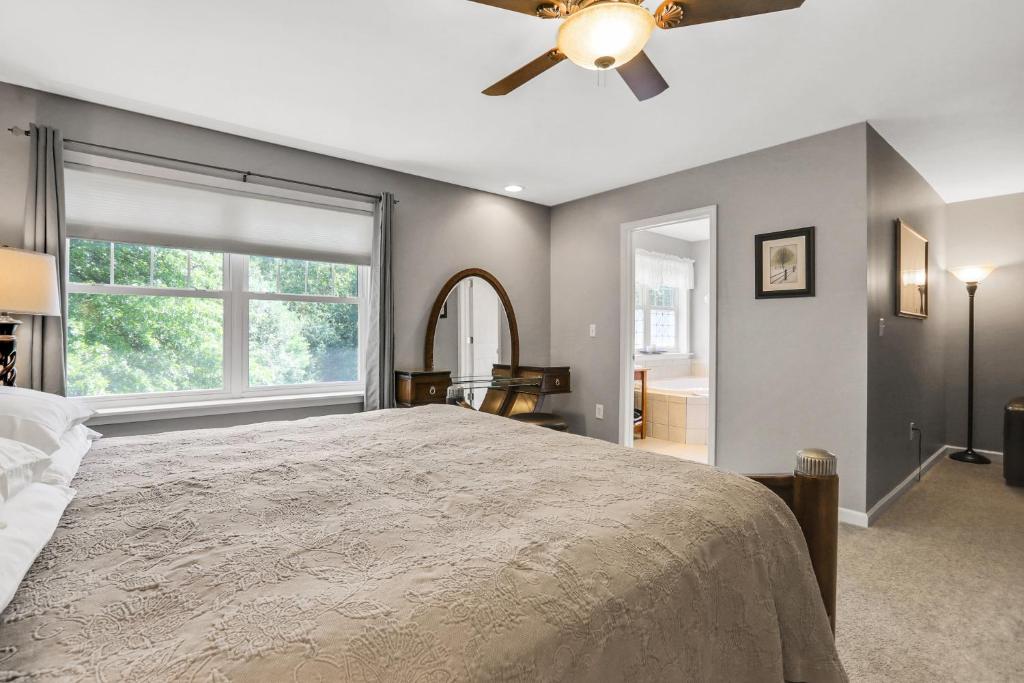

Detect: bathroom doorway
618,207,717,464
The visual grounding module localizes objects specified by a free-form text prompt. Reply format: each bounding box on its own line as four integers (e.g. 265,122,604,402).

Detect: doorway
619,207,717,464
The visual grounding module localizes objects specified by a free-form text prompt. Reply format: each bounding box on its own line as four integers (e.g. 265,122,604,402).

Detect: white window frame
67,240,367,410
634,283,688,354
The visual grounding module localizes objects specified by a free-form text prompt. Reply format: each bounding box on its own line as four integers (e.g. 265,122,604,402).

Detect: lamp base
949,449,991,465
0,312,19,388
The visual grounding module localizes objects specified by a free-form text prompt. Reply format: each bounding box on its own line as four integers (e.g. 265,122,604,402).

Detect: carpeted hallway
835,456,1024,681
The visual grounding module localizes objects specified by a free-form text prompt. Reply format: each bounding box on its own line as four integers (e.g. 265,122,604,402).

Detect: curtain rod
7,125,386,204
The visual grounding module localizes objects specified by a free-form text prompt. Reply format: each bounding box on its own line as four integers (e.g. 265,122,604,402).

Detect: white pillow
0,387,95,455
41,425,101,488
0,482,76,614
0,438,51,504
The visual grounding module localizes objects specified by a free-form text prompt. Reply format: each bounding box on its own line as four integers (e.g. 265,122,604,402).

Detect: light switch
589,324,597,338
595,404,604,419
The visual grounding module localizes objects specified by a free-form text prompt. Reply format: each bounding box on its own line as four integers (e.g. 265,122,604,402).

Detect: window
66,238,365,402
634,284,685,353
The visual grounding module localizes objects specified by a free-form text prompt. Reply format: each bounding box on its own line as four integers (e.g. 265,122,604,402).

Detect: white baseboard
838,508,869,528
838,443,949,529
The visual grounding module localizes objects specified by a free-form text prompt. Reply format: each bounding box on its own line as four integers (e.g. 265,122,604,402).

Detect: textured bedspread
1,405,845,682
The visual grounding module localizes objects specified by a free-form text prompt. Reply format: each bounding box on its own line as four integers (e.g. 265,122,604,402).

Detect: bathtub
648,376,709,397
637,374,710,445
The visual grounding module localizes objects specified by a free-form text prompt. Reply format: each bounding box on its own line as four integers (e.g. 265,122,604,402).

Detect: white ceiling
1,0,1021,206
649,218,710,242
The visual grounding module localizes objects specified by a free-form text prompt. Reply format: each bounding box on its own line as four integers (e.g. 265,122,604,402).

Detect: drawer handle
554,378,561,386
429,386,437,396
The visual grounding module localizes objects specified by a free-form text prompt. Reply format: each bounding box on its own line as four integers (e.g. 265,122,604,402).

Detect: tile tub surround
639,388,709,445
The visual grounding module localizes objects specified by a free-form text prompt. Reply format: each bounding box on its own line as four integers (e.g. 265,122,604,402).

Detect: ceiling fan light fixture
556,2,655,71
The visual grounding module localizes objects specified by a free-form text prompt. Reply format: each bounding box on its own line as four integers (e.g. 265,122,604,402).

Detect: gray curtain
364,192,395,410
22,124,68,395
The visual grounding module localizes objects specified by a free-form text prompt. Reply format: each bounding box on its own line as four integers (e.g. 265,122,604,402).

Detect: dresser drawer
540,367,571,394
413,380,449,404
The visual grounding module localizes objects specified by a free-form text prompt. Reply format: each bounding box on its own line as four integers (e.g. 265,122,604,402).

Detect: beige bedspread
1,405,845,682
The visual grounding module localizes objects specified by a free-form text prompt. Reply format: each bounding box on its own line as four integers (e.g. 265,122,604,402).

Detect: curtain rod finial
7,126,30,137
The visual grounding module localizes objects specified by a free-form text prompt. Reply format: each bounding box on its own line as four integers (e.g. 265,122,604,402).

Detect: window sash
67,243,366,407
635,284,688,354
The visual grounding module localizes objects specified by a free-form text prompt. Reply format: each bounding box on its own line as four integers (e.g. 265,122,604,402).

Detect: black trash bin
1005,398,1024,487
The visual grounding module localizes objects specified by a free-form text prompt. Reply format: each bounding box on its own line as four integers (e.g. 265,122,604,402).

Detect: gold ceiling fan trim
654,1,685,29
535,0,645,20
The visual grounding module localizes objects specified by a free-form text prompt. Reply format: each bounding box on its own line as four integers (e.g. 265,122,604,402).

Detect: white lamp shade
557,2,655,70
0,248,62,316
950,265,995,284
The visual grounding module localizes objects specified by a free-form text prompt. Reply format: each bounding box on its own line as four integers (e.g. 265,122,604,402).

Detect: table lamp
0,247,62,387
949,264,996,464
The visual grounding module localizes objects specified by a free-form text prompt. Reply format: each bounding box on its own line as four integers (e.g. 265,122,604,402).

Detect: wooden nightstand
394,370,453,407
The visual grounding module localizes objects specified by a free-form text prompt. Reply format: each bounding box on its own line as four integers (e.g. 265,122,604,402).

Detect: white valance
63,153,376,265
635,248,694,291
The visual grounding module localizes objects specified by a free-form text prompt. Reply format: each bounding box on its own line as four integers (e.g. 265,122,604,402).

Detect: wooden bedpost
793,449,839,633
748,449,839,634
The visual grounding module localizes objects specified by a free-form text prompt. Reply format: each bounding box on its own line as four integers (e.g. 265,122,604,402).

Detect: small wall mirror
425,269,518,408
896,219,928,319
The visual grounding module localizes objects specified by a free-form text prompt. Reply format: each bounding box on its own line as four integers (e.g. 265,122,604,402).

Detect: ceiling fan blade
617,51,669,101
483,49,567,96
655,0,804,29
467,0,552,18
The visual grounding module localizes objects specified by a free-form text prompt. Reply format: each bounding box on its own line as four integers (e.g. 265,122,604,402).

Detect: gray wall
0,81,551,433
864,126,949,508
549,124,870,511
944,192,1024,452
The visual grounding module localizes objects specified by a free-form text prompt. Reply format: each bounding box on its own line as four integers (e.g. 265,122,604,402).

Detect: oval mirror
424,269,519,406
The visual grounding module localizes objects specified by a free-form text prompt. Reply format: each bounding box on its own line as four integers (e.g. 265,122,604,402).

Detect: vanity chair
395,268,570,430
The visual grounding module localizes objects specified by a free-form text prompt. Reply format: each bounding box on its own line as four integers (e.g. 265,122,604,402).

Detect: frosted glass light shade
557,2,655,70
0,248,61,316
951,265,995,284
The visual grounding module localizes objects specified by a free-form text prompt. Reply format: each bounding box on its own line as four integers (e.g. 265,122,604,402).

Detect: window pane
152,246,188,289
650,309,676,350
648,286,677,308
113,243,150,286
249,256,278,293
66,293,224,397
188,250,223,290
279,259,307,294
333,264,358,298
634,308,644,349
307,261,334,296
69,239,110,284
248,300,358,386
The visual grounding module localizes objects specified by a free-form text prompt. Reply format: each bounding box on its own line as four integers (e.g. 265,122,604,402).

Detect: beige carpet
836,457,1024,681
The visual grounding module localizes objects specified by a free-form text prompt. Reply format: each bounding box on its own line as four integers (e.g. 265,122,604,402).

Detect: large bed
1,405,845,681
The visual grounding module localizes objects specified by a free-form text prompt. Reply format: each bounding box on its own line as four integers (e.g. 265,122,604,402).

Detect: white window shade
64,156,375,265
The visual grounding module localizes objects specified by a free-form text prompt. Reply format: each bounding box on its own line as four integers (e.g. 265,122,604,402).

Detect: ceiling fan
475,0,805,101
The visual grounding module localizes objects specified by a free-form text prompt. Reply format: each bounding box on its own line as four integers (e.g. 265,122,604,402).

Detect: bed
0,405,845,681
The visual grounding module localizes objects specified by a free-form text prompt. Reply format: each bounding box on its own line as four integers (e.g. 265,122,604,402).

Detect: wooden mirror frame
423,268,520,375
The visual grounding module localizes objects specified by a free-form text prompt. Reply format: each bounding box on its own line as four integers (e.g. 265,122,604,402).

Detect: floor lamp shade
0,247,62,387
0,248,62,316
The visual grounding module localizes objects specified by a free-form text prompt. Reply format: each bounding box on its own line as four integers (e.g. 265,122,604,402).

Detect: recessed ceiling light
504,185,524,193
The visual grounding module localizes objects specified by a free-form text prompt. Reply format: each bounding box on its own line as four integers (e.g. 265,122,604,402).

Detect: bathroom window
635,285,687,353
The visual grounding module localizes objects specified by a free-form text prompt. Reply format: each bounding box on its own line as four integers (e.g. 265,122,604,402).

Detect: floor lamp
949,265,996,465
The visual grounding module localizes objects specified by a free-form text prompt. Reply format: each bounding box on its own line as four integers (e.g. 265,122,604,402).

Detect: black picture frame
755,226,816,299
894,219,928,319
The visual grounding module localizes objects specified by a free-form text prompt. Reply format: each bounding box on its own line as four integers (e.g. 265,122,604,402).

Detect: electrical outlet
909,421,916,440
595,404,604,419
589,324,597,338
878,318,886,337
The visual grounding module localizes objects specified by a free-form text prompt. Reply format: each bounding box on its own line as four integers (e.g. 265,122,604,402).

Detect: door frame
618,206,718,465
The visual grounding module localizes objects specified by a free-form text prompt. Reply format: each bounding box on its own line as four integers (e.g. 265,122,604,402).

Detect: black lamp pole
950,281,990,465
